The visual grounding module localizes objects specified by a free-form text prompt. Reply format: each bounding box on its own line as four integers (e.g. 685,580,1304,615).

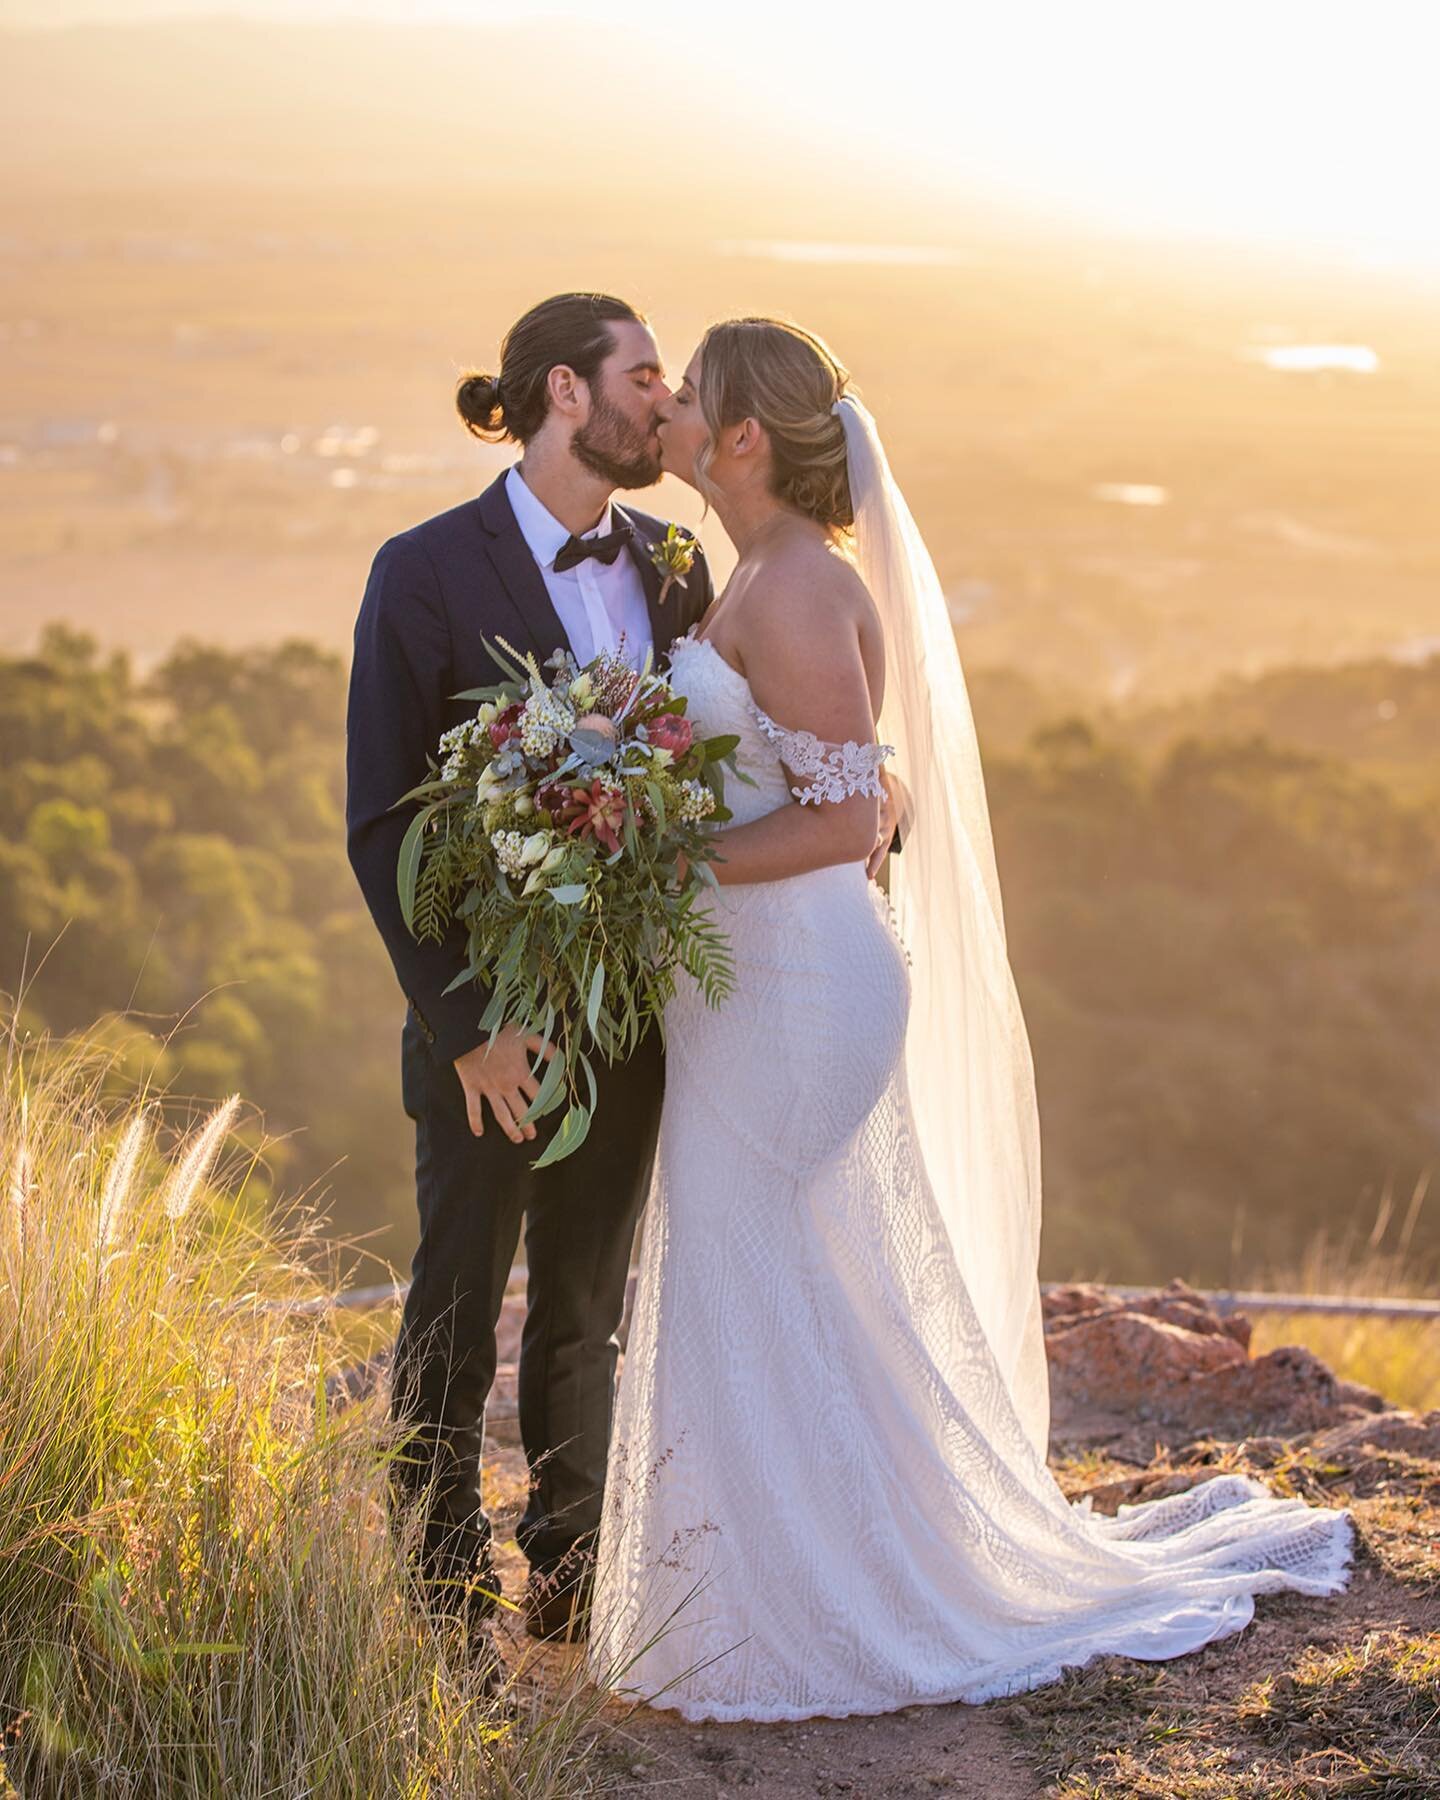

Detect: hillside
2,628,1436,1286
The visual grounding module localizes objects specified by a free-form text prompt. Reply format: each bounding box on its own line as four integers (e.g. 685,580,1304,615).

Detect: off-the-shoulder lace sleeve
749,701,895,806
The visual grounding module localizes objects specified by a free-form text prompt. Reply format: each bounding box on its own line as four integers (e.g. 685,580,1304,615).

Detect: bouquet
396,636,744,1166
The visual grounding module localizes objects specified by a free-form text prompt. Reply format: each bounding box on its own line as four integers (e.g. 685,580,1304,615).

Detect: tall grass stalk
0,1021,652,1798
1247,1170,1439,1412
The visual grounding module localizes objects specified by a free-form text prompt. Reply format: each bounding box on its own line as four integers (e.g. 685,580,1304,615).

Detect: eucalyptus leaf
396,804,437,933
451,682,512,702
520,1041,568,1124
531,1102,592,1169
570,728,617,762
578,1049,598,1113
441,962,486,997
585,961,606,1040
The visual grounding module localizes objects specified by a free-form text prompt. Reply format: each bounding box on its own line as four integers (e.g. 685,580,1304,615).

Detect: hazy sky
5,0,1438,272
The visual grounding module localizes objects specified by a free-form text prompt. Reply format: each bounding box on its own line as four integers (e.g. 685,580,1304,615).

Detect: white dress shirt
504,464,654,673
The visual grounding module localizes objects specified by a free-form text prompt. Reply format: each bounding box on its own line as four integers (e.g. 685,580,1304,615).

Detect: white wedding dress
585,625,1355,1724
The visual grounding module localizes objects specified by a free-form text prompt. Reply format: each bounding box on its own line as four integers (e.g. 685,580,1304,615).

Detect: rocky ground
380,1279,1440,1797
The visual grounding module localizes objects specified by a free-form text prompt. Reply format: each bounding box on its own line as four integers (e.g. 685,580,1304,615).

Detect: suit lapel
614,503,687,656
474,469,569,666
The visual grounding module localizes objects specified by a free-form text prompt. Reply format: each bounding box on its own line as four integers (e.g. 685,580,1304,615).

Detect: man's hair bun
456,370,506,441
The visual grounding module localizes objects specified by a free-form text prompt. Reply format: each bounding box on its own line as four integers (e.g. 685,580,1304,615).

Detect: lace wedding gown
586,628,1354,1724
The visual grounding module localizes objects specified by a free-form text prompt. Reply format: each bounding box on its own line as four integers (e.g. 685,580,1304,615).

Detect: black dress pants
389,1008,664,1614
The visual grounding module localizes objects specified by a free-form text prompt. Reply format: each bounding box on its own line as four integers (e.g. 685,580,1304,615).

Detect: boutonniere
646,524,699,604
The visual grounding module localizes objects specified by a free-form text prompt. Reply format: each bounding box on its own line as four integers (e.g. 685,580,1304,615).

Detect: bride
585,316,1354,1722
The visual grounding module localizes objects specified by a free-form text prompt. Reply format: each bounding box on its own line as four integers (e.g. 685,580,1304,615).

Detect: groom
345,293,713,1647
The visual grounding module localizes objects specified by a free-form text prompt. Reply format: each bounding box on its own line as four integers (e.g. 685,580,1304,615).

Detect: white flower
519,830,552,867
569,673,595,706
513,792,534,817
476,701,498,726
649,745,673,770
518,690,577,758
677,779,716,822
539,843,568,874
490,829,529,877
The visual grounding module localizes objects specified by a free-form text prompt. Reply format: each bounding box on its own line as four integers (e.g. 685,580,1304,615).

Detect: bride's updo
696,317,855,531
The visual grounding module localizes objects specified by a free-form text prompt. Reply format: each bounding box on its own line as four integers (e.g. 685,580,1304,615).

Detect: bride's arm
704,570,887,886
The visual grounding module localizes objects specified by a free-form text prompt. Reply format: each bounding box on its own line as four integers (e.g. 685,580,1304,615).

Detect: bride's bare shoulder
743,534,877,652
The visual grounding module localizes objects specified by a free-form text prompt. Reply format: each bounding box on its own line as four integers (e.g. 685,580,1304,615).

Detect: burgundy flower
647,713,693,757
488,701,524,748
536,777,586,824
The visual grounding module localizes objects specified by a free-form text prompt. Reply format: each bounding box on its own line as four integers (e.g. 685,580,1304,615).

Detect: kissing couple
346,292,1353,1720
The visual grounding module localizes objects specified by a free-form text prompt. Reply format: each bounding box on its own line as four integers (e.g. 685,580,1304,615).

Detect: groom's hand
866,766,903,880
453,1026,557,1145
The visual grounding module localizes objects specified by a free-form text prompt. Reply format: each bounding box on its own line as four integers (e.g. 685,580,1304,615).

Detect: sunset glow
8,0,1439,271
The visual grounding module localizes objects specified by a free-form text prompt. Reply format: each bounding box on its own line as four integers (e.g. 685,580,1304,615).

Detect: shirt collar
504,464,613,572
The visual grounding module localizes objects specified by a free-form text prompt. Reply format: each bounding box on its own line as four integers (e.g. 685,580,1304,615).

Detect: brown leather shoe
522,1555,594,1644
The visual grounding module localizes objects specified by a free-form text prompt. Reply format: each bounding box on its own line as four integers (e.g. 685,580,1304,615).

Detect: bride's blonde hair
694,317,855,531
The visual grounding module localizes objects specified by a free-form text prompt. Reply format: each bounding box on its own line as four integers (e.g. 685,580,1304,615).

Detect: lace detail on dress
749,704,895,806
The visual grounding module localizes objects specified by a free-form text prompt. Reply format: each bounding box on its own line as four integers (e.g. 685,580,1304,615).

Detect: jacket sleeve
345,533,492,1063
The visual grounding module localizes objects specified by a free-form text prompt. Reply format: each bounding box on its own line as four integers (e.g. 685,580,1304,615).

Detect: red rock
1310,1407,1440,1459
1334,1377,1390,1415
1125,1294,1252,1352
1041,1279,1393,1438
1047,1310,1247,1414
1183,1343,1353,1435
1042,1282,1120,1326
1043,1279,1252,1351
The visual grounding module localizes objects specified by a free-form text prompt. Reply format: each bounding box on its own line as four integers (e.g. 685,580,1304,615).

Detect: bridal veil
835,392,1051,1461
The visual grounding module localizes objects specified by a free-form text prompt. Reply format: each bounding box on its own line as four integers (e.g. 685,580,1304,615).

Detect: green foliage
399,643,740,1164
1,625,1435,1286
0,1029,645,1798
0,626,405,1268
994,708,1440,1283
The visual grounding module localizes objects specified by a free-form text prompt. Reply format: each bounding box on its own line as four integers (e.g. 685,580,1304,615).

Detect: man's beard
571,385,662,489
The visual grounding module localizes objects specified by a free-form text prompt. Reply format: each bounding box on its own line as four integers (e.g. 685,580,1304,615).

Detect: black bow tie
552,522,633,573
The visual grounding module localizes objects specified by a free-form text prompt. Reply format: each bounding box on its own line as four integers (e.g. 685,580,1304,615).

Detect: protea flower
536,779,581,822
646,713,693,757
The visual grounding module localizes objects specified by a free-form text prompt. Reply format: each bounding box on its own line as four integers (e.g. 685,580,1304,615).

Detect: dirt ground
480,1406,1440,1800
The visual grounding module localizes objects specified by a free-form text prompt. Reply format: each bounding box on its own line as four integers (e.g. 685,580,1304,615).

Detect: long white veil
836,392,1051,1461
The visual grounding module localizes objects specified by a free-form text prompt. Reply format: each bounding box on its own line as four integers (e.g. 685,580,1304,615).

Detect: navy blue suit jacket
346,468,715,1063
